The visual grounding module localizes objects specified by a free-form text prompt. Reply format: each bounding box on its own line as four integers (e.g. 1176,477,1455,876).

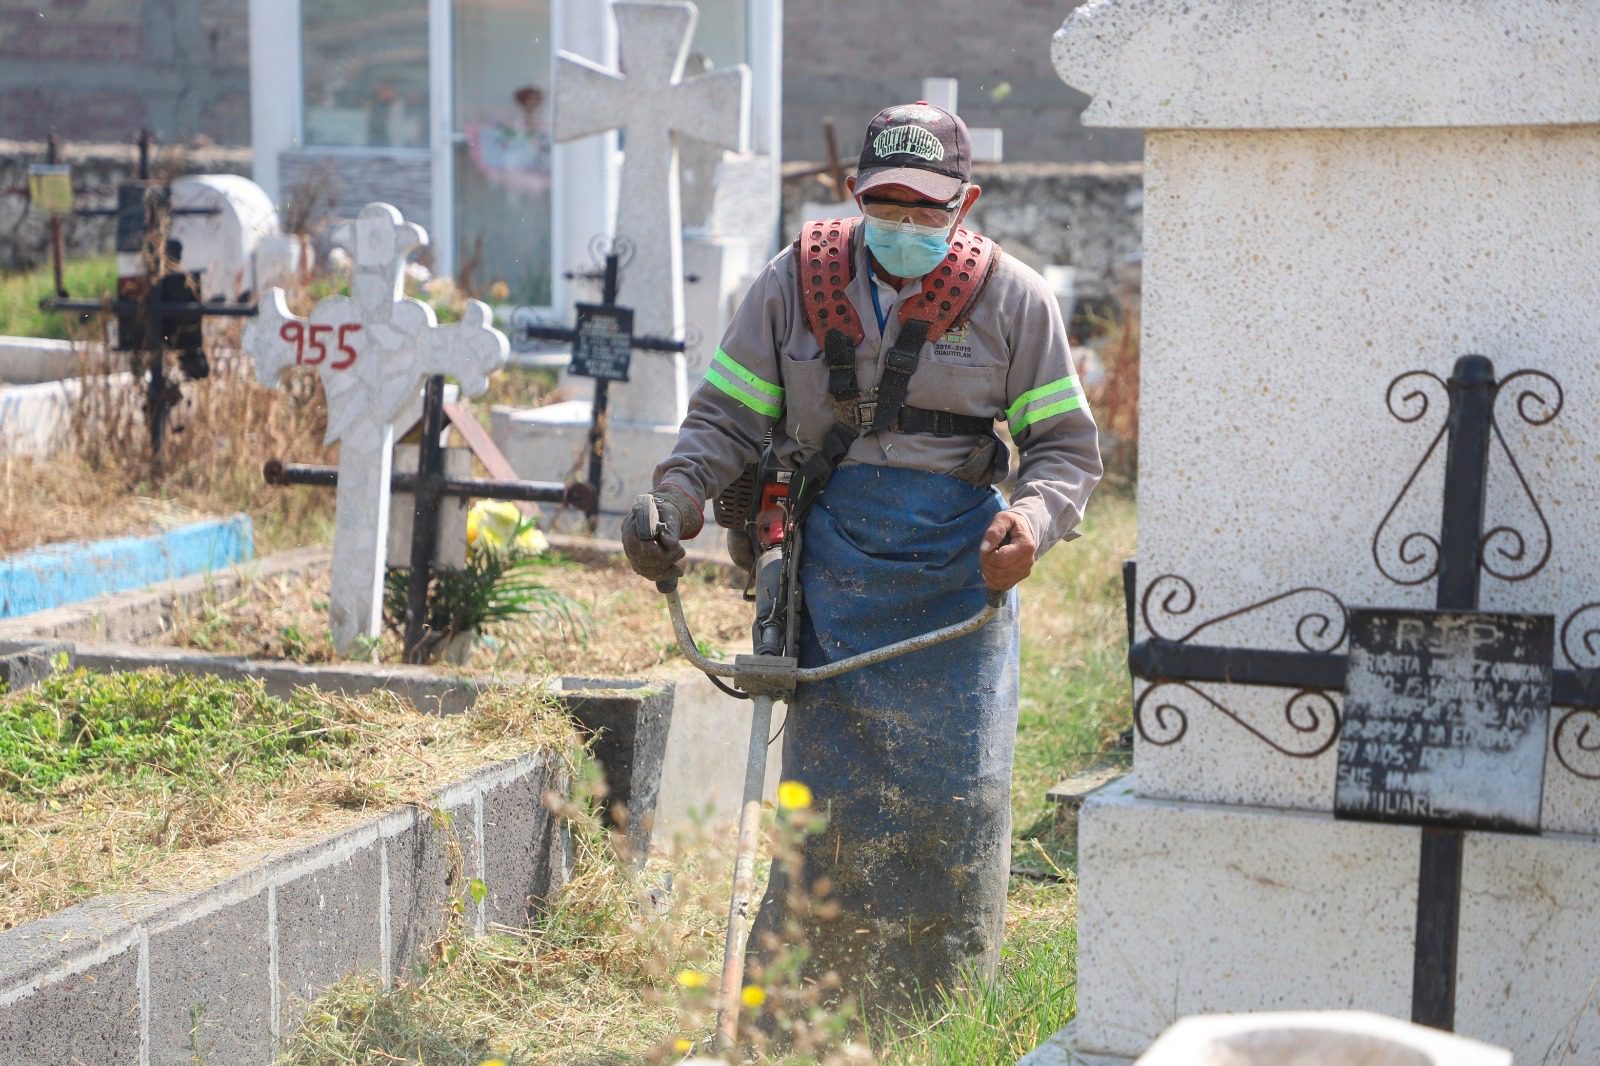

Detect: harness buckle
884,348,920,375
855,401,878,429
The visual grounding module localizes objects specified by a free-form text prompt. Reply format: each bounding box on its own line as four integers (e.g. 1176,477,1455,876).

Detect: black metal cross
264,380,595,661
1125,354,1600,1031
518,249,687,529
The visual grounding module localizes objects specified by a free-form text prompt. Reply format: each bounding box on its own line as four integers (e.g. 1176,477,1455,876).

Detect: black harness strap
824,329,860,400
868,318,930,437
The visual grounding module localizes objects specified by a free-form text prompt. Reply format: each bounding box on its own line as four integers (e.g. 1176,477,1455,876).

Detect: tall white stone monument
493,1,750,528
246,203,508,654
1042,3,1600,1063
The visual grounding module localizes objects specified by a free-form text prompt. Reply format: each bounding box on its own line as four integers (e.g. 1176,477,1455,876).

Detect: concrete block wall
782,161,1144,298
0,139,254,271
0,752,572,1066
0,0,252,148
783,0,1143,165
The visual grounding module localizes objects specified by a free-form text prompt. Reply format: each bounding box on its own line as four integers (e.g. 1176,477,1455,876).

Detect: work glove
622,484,704,582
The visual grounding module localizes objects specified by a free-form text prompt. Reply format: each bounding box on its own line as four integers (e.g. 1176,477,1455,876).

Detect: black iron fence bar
1130,637,1600,711
518,323,686,353
263,460,597,511
1129,639,1347,691
39,297,258,317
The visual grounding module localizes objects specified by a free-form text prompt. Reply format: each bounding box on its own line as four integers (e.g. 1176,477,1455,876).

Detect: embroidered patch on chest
933,324,974,360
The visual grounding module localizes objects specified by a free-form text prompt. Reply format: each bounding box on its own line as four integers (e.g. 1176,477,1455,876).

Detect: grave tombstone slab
495,1,753,532
245,202,508,653
1043,2,1600,1063
551,0,749,425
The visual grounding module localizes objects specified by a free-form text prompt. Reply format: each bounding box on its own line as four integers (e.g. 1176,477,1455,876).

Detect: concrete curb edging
0,515,255,621
0,750,573,1066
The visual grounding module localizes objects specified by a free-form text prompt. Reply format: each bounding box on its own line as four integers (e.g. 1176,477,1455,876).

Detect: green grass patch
0,255,117,339
0,669,337,798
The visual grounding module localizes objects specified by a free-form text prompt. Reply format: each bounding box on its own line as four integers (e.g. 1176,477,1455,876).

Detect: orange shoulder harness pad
795,216,1002,354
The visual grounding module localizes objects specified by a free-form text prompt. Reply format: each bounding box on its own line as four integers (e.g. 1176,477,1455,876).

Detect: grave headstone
493,1,752,532
550,0,748,424
168,175,281,302
245,202,508,654
1044,2,1600,1062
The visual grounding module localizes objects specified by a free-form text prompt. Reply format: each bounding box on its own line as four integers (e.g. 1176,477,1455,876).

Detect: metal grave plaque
1336,608,1554,832
568,303,636,383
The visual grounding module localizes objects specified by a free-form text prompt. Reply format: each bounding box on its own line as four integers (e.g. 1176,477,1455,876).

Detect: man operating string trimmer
623,103,1103,1018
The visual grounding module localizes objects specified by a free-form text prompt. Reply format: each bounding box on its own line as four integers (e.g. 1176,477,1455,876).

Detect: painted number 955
279,322,361,370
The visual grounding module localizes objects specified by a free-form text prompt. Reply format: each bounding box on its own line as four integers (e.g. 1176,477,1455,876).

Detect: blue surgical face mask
862,216,953,279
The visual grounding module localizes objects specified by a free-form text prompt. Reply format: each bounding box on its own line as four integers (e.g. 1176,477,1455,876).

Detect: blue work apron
749,463,1021,1014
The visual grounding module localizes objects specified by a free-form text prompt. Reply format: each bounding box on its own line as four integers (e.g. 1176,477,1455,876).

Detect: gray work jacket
655,230,1104,555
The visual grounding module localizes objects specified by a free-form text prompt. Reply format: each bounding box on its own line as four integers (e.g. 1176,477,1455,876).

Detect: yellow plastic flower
488,280,511,302
675,969,710,989
777,780,813,810
467,500,548,558
673,1038,693,1053
480,1060,508,1066
740,985,768,1008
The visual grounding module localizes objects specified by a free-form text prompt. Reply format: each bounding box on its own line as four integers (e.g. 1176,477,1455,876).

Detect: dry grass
0,352,337,557
161,552,754,679
0,676,574,931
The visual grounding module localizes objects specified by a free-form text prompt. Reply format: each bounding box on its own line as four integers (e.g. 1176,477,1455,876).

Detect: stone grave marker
551,0,748,426
496,1,750,531
1044,2,1600,1062
245,202,508,654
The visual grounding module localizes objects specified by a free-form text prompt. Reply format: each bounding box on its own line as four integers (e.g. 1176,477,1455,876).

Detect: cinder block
0,945,141,1066
480,756,573,930
386,803,473,983
146,890,271,1066
561,677,672,855
273,841,383,1027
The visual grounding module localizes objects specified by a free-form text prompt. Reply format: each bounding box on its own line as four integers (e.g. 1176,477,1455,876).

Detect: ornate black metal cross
517,240,689,529
1126,354,1600,1031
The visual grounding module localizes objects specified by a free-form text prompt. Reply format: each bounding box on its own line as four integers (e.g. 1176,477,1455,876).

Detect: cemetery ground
267,492,1136,1065
0,461,1132,1062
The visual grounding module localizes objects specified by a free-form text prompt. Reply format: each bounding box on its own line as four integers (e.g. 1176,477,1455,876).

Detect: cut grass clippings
0,667,574,931
276,488,1130,1064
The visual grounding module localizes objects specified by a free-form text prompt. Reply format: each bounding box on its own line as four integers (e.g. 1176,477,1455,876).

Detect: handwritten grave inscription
1335,608,1554,832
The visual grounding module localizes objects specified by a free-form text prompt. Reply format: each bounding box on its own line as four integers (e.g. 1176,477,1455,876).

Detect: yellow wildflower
777,780,813,810
675,969,710,989
673,1038,693,1053
740,985,768,1008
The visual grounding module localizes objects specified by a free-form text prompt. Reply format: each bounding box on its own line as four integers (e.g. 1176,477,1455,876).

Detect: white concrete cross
245,202,509,655
922,77,1004,162
553,0,749,426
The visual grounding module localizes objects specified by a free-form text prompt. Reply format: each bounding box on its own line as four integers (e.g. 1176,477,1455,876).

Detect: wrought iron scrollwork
1134,682,1341,759
1137,575,1347,756
1141,574,1349,652
1373,365,1563,587
1554,603,1600,779
1372,370,1449,586
1480,369,1562,582
588,233,637,271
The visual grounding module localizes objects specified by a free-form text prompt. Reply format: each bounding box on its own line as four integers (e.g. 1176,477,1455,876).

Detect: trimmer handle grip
985,586,1005,610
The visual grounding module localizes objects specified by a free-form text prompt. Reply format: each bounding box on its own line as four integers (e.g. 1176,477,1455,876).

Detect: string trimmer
637,492,1004,1049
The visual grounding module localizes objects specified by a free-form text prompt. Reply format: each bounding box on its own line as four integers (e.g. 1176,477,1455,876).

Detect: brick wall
0,0,251,145
782,0,1140,165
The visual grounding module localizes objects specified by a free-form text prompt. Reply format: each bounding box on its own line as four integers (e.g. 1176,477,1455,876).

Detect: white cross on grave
921,77,1004,162
554,0,749,426
245,202,508,655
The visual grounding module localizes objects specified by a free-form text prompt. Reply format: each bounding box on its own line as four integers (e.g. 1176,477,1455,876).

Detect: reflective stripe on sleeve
1006,374,1083,431
706,348,783,418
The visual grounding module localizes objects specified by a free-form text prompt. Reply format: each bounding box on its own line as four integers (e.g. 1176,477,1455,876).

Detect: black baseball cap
855,101,972,203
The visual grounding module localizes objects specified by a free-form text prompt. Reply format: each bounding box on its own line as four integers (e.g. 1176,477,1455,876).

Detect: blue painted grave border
0,516,253,619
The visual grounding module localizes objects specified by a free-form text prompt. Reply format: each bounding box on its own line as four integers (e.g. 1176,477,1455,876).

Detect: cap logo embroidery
889,104,945,124
872,124,945,163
